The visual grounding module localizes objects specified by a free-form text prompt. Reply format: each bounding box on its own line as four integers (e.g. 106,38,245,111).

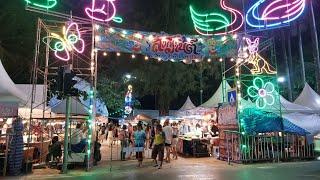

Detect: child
151,124,165,169
134,124,146,167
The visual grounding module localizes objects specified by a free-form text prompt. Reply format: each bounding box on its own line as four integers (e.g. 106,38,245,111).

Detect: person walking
100,123,106,143
171,122,179,160
149,121,158,149
134,124,146,167
151,124,165,169
162,119,173,163
119,125,129,161
106,122,114,147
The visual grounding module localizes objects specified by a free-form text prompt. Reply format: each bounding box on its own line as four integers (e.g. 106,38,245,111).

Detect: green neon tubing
112,16,123,23
189,5,230,34
25,0,57,9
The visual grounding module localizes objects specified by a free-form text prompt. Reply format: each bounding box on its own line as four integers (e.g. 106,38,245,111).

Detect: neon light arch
85,0,123,23
246,0,306,28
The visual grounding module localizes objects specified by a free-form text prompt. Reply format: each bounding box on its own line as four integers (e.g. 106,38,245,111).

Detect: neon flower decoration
246,0,306,28
190,0,243,36
245,38,277,75
85,0,123,23
24,0,57,9
247,77,276,109
43,22,85,61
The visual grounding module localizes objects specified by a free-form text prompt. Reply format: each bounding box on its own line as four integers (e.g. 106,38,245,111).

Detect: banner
0,103,18,118
218,104,237,126
95,26,237,61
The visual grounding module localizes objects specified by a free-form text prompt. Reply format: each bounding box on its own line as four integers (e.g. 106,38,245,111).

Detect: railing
223,130,315,164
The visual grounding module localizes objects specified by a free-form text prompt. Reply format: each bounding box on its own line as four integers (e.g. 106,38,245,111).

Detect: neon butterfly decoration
43,22,85,61
189,0,243,36
24,0,57,9
85,0,123,23
246,0,306,28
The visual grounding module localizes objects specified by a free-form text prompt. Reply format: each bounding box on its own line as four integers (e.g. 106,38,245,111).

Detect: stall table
177,137,209,157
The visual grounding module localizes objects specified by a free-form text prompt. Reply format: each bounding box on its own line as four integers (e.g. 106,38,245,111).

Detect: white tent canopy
51,97,88,115
294,83,320,112
16,84,53,119
0,60,28,104
179,96,196,111
280,96,315,113
200,82,231,108
283,112,320,136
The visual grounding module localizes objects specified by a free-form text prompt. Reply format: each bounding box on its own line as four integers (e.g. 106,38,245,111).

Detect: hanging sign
0,103,18,118
94,26,237,61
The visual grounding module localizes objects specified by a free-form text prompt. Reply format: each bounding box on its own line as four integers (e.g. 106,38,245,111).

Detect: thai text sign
95,26,237,61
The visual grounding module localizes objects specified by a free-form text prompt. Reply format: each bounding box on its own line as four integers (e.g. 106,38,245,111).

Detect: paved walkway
5,141,320,180
20,158,320,180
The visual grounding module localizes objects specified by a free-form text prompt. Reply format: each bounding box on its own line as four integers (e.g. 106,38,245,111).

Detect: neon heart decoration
85,0,123,23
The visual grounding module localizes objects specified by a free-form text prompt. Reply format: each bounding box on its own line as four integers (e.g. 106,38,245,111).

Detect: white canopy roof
200,82,231,108
51,97,88,115
294,83,320,111
280,96,314,113
283,112,320,136
0,60,28,104
179,96,196,111
243,95,314,114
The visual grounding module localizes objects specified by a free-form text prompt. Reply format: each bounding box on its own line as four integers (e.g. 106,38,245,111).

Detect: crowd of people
97,119,180,169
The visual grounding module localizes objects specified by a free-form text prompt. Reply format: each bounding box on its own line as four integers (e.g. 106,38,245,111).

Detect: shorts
136,152,143,161
152,144,164,161
165,143,171,147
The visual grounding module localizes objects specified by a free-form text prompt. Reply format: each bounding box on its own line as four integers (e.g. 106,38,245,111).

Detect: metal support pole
298,23,306,83
62,96,72,174
281,30,293,101
310,0,320,92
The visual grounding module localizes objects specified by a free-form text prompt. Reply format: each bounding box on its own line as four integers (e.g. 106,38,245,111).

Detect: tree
97,75,141,116
131,60,220,115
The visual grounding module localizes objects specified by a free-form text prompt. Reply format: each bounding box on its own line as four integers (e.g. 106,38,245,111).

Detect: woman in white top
106,122,114,147
171,122,179,160
162,119,173,163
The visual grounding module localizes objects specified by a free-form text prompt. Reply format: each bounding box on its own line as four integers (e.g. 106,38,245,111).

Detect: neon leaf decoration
247,77,276,109
24,0,57,9
43,22,85,61
85,0,123,23
246,0,306,28
189,0,243,36
245,38,277,75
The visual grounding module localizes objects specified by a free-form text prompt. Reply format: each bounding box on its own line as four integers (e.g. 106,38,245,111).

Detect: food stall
176,107,217,157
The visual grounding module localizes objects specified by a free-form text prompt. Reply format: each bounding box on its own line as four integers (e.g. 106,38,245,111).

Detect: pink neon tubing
55,50,70,61
85,0,116,22
261,0,304,20
215,0,244,35
66,22,85,53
